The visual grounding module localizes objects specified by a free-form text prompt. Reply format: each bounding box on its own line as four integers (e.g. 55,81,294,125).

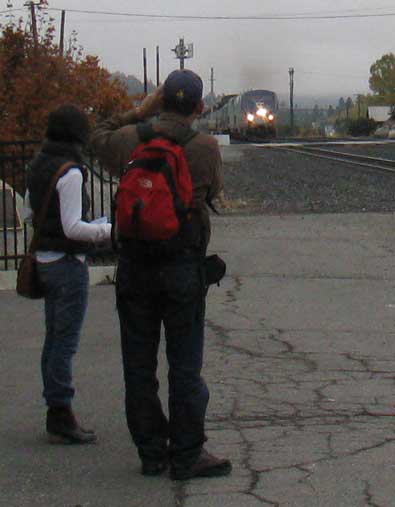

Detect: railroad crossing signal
172,38,193,70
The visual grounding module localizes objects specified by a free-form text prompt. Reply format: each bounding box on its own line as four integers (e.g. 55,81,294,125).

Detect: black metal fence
0,141,118,271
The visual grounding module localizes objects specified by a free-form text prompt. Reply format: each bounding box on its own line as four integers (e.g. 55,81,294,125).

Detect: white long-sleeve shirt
24,168,112,263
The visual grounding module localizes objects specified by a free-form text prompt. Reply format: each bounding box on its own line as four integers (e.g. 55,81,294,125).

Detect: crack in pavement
363,481,383,507
191,272,395,505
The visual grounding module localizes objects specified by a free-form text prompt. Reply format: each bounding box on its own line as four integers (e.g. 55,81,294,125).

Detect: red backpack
115,124,197,242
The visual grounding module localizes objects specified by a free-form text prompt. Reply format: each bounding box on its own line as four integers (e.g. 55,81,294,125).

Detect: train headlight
256,108,267,118
268,114,274,121
247,113,254,122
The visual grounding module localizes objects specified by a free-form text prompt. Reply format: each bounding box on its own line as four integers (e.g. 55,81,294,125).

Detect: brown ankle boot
46,407,97,445
170,449,232,480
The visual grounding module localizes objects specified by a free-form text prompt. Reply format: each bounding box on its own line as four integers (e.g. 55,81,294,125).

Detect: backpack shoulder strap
179,128,199,147
136,123,158,143
137,122,198,147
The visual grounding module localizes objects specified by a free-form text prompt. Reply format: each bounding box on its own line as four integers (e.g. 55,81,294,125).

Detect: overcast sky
3,1,395,104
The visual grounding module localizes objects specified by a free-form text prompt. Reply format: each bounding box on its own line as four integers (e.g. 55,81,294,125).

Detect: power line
41,8,395,21
291,5,395,15
2,6,395,21
0,8,24,14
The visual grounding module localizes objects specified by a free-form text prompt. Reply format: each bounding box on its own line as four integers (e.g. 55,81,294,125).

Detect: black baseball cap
163,69,203,115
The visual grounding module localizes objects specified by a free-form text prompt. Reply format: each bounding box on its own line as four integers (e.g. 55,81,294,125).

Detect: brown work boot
170,449,232,480
141,458,168,476
46,406,97,445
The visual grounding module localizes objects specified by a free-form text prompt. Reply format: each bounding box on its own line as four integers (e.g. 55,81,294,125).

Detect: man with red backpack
92,70,231,480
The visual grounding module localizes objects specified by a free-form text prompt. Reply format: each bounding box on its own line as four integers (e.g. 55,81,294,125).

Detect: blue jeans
116,253,209,467
37,256,89,408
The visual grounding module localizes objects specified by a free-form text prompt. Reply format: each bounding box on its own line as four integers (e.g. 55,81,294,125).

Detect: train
198,89,279,139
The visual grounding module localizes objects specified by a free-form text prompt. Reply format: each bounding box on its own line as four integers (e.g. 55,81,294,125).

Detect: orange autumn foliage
0,17,134,142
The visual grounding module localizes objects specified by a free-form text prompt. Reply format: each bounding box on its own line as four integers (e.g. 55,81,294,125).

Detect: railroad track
233,135,389,145
265,144,395,175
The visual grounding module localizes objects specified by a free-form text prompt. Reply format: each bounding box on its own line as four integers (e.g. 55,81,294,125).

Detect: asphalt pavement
2,212,395,507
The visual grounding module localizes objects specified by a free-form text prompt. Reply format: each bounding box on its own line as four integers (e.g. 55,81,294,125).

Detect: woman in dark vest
25,105,111,444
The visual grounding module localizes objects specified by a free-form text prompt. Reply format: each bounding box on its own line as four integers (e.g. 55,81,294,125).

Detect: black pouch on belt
204,254,226,287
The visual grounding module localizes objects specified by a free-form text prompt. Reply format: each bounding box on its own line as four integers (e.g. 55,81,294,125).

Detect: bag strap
179,129,198,146
136,123,159,143
206,197,219,215
136,122,198,147
29,161,79,253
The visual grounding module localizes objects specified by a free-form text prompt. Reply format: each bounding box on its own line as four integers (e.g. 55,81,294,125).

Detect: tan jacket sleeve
90,110,142,177
207,138,223,203
185,134,224,208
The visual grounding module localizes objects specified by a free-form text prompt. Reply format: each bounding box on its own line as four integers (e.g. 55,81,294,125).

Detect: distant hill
278,93,344,108
111,72,156,96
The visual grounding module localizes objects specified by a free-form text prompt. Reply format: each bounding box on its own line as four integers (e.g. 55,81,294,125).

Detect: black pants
116,253,209,467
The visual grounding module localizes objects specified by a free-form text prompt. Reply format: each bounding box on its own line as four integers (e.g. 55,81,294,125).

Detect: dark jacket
91,110,223,248
27,140,91,254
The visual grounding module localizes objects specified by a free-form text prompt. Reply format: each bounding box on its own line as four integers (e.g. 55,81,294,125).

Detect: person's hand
136,86,164,120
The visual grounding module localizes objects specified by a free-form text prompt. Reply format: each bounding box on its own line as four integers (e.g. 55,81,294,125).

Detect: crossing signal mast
172,38,193,70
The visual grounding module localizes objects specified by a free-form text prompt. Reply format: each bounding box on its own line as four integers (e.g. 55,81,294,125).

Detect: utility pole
24,1,40,50
356,94,362,118
59,10,65,56
6,2,15,24
210,67,215,96
143,48,148,94
172,37,193,70
209,67,215,123
289,67,295,135
156,46,160,87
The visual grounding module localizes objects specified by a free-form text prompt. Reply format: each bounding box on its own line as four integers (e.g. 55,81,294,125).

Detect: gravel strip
220,145,395,215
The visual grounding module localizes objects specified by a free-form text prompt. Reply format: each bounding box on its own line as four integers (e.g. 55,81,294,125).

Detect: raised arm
91,87,164,176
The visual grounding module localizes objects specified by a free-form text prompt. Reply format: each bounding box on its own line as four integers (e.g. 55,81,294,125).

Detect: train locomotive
199,89,279,139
